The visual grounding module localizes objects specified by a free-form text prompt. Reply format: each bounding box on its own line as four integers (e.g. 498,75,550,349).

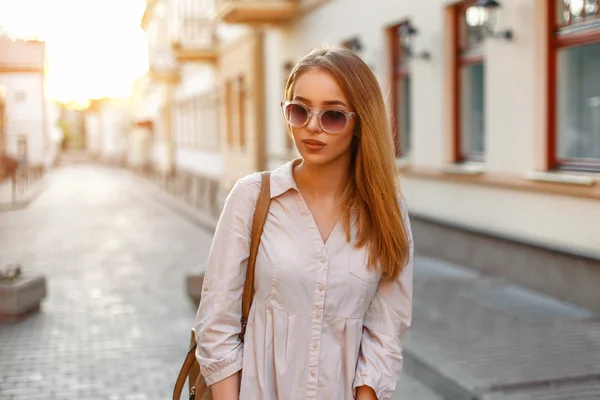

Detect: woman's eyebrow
293,95,348,108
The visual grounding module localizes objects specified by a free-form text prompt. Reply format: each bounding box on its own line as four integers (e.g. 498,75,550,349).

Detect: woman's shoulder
396,190,411,224
229,171,265,200
398,193,408,212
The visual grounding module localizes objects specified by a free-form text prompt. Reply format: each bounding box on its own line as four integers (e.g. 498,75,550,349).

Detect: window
209,89,220,149
184,100,190,148
13,91,27,121
178,100,185,148
17,135,27,165
237,76,246,148
173,102,181,147
225,80,234,146
549,0,600,171
14,92,26,102
196,93,206,149
194,96,202,150
452,1,486,163
189,98,195,149
224,77,246,149
0,94,5,155
341,37,363,54
388,22,413,157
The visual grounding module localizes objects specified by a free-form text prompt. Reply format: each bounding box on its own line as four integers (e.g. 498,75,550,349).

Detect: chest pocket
348,247,381,284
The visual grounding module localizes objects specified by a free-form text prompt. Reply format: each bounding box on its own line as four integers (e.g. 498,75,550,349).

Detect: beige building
140,0,600,311
0,35,55,167
84,97,133,164
141,0,227,215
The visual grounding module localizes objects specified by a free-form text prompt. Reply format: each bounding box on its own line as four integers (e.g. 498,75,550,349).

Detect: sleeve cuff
201,347,244,386
353,371,383,399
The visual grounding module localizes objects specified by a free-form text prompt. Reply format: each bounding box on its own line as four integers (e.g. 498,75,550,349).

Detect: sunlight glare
0,0,149,103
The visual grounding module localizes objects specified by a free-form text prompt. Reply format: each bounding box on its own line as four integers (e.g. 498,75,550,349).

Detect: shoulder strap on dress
173,172,271,400
239,171,271,342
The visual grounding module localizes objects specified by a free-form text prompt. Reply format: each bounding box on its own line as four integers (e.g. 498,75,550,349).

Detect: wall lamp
344,37,363,53
399,21,431,61
467,0,513,40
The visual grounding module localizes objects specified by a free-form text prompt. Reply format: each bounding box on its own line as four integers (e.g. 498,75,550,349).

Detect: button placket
296,193,311,218
306,250,328,393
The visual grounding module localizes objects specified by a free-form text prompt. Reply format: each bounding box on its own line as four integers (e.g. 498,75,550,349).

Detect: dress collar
269,158,302,199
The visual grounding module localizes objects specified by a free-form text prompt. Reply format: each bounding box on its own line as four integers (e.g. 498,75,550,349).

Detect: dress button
312,343,319,350
317,283,324,291
314,311,322,319
310,370,316,377
319,257,326,264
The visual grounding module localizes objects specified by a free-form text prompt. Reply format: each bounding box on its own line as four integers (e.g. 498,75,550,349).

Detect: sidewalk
405,257,600,399
0,177,46,211
0,165,212,399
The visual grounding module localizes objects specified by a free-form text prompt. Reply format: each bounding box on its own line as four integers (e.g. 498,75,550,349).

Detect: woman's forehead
293,69,349,106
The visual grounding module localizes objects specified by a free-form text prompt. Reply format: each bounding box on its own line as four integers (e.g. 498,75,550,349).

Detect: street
0,165,212,399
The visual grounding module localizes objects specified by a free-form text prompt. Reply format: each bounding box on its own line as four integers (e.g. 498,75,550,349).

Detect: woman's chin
297,151,330,165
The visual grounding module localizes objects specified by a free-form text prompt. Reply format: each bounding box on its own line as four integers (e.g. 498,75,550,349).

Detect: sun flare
0,0,149,103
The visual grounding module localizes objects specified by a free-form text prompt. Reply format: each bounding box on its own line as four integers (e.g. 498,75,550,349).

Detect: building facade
140,0,228,215
84,97,133,164
0,35,54,167
140,0,600,310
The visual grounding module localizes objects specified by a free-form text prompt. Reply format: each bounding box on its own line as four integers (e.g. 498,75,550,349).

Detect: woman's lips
302,139,326,150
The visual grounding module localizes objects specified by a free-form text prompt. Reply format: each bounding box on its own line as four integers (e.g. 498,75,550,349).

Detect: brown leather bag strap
240,171,271,342
174,346,199,400
173,172,272,400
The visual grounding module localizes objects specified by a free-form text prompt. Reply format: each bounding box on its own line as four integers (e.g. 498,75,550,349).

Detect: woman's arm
352,199,414,400
210,372,240,400
194,174,261,399
356,385,378,400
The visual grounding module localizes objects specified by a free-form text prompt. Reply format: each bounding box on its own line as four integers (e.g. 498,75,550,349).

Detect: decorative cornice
141,0,157,30
0,66,44,74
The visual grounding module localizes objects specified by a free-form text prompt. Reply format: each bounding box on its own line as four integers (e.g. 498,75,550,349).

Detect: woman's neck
293,155,351,202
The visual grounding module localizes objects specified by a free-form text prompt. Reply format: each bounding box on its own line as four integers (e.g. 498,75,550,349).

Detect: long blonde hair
284,46,410,281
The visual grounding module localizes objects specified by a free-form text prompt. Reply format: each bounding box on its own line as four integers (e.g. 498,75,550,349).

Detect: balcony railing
141,0,158,30
215,0,300,24
147,45,180,84
148,65,181,84
171,17,218,63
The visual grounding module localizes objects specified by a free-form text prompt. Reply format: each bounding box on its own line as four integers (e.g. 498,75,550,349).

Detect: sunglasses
281,100,356,134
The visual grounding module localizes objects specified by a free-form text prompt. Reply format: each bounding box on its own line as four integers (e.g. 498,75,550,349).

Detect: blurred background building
130,0,600,312
0,33,60,204
0,35,60,167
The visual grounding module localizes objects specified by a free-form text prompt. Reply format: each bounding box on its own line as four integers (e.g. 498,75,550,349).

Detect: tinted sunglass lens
321,110,347,133
285,104,308,126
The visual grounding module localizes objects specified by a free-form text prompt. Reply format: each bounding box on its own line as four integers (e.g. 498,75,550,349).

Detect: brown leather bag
173,172,272,400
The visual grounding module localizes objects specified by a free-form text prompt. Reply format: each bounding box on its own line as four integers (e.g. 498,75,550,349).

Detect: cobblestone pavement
0,165,438,400
0,165,212,399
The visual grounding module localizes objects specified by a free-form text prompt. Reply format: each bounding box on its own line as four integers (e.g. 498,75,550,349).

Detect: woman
194,46,413,400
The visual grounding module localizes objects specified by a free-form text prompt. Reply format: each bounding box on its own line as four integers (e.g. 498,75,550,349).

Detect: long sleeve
353,199,414,400
194,174,260,386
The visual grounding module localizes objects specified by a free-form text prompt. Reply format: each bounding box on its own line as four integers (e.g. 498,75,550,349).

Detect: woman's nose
306,112,322,133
